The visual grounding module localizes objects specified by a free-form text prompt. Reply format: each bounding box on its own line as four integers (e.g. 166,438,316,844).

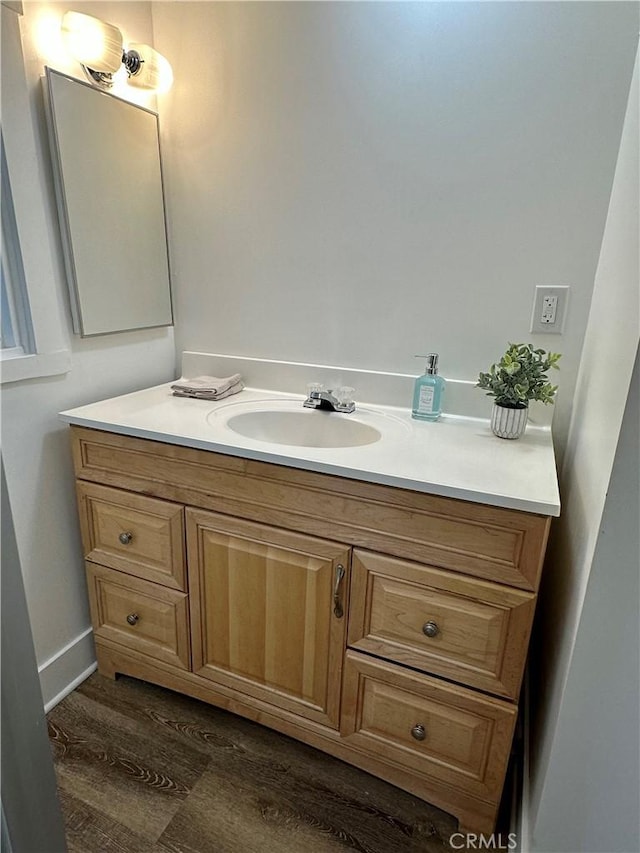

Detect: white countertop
60,382,560,516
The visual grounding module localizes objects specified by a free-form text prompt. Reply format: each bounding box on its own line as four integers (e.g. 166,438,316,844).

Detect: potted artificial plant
477,343,561,439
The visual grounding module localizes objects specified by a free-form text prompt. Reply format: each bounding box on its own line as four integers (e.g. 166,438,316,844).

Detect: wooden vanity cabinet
70,425,552,834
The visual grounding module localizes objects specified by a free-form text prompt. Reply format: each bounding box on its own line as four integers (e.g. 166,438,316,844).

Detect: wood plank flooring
47,673,463,852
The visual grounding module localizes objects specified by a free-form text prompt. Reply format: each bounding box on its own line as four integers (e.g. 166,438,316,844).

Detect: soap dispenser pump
412,354,445,422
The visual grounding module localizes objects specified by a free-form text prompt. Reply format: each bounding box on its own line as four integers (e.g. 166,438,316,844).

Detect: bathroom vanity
61,366,559,834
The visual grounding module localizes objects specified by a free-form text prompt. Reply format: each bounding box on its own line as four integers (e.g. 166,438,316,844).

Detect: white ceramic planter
491,403,528,439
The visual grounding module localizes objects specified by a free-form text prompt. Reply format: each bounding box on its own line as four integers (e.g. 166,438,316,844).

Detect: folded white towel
172,385,244,400
171,374,243,396
171,373,242,394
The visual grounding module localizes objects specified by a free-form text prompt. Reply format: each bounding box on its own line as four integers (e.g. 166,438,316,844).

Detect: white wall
1,1,176,707
532,349,639,853
529,48,639,850
153,1,638,452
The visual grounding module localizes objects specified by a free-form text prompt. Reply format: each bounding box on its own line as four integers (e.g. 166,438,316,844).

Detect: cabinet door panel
187,509,350,729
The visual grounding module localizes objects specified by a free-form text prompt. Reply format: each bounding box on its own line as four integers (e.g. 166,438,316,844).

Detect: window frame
1,2,70,384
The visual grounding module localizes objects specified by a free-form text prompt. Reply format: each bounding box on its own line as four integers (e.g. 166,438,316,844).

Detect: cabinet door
187,509,350,729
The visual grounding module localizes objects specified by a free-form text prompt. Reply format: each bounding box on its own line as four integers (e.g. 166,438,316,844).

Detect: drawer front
86,563,190,670
341,651,516,802
349,551,535,698
77,482,186,590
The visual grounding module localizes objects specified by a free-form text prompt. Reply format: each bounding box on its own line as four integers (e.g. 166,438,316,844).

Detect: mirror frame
43,67,174,337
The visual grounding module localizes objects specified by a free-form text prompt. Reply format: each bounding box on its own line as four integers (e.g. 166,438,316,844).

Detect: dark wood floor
47,672,462,853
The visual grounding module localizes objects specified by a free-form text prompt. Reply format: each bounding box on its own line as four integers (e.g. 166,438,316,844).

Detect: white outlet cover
531,286,570,334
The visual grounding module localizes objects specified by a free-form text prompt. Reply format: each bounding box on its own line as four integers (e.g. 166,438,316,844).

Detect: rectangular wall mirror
44,67,173,337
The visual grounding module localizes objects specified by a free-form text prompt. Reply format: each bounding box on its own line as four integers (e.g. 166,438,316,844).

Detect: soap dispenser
412,354,445,422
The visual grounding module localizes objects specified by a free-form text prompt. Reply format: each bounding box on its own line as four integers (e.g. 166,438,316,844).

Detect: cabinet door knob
333,563,346,618
119,532,133,545
422,620,439,638
411,724,426,741
126,613,139,626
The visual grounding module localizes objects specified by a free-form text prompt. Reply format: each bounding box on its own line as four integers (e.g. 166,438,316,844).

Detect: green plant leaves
476,343,562,406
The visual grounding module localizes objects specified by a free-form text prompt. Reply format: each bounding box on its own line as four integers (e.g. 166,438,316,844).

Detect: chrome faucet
303,385,355,414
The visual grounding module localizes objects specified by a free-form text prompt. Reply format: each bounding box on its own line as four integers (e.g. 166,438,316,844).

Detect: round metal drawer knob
411,724,426,741
119,532,133,545
422,620,439,638
126,613,139,626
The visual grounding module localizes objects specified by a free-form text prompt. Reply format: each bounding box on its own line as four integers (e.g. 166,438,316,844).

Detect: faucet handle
335,386,355,406
306,382,324,397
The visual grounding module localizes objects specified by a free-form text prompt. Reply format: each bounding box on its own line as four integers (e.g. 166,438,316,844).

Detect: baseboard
38,626,97,712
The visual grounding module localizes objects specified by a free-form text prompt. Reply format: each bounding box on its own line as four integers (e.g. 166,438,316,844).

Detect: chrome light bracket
81,65,115,89
81,49,144,90
122,49,144,78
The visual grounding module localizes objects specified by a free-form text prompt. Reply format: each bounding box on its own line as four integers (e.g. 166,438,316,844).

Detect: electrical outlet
531,286,569,334
541,295,558,324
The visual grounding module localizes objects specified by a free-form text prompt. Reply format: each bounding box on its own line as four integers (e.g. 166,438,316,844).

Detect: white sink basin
224,409,381,448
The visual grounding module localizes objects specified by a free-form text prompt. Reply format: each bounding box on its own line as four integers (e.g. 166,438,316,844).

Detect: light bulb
60,11,123,74
125,43,173,93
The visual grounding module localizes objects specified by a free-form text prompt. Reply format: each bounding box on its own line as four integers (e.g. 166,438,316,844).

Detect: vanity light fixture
61,11,173,93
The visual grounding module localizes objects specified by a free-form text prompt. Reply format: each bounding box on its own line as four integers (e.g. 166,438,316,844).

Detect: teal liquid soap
412,353,445,422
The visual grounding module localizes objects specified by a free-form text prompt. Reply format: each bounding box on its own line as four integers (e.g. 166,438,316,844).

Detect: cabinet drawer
77,482,186,590
341,651,516,802
348,551,535,698
86,563,190,670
